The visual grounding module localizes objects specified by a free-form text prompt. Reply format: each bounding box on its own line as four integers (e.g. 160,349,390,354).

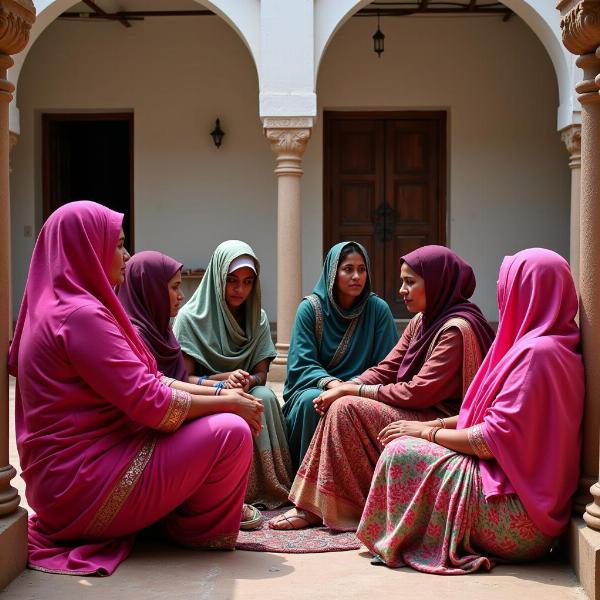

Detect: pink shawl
458,248,584,536
9,200,156,375
7,201,176,575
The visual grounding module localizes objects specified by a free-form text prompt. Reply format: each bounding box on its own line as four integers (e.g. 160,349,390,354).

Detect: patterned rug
236,509,361,553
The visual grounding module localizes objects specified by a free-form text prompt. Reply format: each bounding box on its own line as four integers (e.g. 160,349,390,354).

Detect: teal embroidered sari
282,242,398,471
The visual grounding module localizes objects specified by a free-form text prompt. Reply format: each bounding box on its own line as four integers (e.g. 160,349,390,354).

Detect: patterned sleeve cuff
358,384,380,400
317,377,341,390
468,424,494,459
157,388,192,432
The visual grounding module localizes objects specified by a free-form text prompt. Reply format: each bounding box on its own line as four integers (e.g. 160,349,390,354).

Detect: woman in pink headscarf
357,248,584,573
8,201,264,576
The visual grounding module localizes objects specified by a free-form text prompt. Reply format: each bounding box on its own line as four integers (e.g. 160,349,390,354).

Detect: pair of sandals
240,503,263,530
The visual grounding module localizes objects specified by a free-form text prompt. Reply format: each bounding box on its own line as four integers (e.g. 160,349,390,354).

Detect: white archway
314,0,577,130
8,0,260,132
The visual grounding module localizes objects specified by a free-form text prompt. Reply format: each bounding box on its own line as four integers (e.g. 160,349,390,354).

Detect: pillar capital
0,0,35,56
263,118,313,177
559,0,600,55
561,124,582,168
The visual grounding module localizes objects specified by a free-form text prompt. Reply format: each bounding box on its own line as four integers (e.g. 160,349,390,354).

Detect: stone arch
314,0,574,128
8,0,260,131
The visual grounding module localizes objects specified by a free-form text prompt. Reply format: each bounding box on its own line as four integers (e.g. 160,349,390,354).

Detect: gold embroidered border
157,388,191,432
305,294,324,351
360,384,380,400
84,434,157,538
468,424,494,459
327,317,359,370
317,376,341,390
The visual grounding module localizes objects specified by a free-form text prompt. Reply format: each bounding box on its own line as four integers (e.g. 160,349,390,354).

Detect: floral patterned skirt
357,437,553,574
289,397,445,531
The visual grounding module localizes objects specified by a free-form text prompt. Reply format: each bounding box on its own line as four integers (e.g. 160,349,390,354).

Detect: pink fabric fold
5,202,251,575
458,248,584,536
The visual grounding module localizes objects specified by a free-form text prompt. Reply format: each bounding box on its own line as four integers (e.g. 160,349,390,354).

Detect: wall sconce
373,12,384,58
210,118,225,148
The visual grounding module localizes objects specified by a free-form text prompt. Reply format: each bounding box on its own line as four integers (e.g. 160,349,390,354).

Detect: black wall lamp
210,118,225,148
373,12,384,57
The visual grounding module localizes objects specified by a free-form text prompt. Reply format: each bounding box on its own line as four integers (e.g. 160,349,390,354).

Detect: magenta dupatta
458,248,584,536
117,250,187,381
8,201,183,575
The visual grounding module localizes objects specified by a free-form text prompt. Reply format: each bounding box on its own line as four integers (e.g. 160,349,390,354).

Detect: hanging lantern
373,12,384,57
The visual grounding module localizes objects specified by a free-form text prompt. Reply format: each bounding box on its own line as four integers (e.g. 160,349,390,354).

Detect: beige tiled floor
2,378,587,600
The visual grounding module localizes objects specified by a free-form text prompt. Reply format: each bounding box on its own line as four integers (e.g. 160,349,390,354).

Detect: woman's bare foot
268,507,322,530
240,504,263,530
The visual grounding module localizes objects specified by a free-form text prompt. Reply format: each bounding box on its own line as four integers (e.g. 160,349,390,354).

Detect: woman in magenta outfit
357,248,584,573
9,201,263,576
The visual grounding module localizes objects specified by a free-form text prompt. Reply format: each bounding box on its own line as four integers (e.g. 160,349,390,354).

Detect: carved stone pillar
561,124,596,515
0,0,35,590
559,2,600,598
561,124,581,290
263,117,313,380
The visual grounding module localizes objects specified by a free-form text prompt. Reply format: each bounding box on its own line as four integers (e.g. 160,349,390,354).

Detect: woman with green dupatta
173,240,293,510
282,242,398,472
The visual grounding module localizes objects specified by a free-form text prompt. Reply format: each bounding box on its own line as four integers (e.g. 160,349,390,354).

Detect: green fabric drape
283,241,399,470
173,240,276,374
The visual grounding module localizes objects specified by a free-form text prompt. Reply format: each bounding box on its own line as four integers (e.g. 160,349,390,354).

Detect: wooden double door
324,111,446,318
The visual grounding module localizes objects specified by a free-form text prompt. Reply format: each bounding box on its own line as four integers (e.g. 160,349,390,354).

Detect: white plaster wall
10,16,279,317
11,12,570,322
305,14,570,319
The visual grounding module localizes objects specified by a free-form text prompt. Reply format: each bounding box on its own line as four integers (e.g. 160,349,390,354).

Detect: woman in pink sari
8,201,264,576
357,248,584,573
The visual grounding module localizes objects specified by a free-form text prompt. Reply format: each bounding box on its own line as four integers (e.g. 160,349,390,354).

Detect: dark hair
338,242,366,264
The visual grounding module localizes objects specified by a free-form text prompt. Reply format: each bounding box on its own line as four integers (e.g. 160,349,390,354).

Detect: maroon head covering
117,250,188,380
396,245,495,383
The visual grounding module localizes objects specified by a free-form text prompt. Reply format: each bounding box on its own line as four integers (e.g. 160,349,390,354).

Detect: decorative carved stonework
264,123,312,177
262,117,314,130
560,1,600,55
0,0,35,56
264,127,311,156
561,124,582,168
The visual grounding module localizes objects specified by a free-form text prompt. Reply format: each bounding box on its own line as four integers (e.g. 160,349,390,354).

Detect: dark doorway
324,111,446,318
42,113,134,247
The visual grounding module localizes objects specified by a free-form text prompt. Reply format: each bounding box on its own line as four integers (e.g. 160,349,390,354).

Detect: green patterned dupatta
284,241,398,400
173,240,276,374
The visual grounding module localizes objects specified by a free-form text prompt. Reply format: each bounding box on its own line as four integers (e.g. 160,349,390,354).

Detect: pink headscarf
9,201,156,375
458,248,584,536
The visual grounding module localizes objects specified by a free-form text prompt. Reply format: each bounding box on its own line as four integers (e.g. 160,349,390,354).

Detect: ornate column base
0,507,27,590
569,517,600,600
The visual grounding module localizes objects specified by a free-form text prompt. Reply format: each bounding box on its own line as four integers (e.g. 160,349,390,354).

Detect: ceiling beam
81,0,131,28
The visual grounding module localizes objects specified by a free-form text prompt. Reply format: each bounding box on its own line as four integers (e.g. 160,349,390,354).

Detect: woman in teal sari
173,240,293,509
283,242,398,471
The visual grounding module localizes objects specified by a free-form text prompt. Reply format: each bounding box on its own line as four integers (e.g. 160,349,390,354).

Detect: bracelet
164,377,175,388
426,427,441,443
432,427,441,444
436,417,446,429
197,376,207,385
250,374,259,387
214,381,226,390
358,384,365,397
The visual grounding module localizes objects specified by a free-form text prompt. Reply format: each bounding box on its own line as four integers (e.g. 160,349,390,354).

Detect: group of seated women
9,200,584,577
